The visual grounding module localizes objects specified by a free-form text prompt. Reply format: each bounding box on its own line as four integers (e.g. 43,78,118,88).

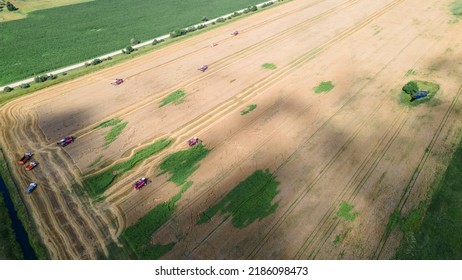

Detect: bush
188,26,197,32
402,81,419,95
233,12,241,17
130,38,140,45
91,58,102,65
62,72,67,76
3,86,13,92
248,5,258,12
169,29,188,38
152,39,164,45
197,24,206,30
48,74,57,80
201,16,208,22
34,75,48,83
216,17,226,23
123,45,134,54
19,83,30,89
6,1,17,11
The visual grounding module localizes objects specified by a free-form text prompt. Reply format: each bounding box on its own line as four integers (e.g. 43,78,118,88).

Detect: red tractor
134,178,148,190
25,162,38,171
57,136,74,147
111,78,124,85
198,65,208,72
188,137,201,147
18,152,32,165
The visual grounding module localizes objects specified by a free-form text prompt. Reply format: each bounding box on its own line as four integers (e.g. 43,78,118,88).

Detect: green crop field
0,0,266,85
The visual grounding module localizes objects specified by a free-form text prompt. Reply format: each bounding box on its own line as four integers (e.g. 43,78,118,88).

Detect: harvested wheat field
1,0,462,259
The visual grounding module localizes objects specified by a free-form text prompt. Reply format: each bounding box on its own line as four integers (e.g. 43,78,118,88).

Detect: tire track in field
373,83,462,259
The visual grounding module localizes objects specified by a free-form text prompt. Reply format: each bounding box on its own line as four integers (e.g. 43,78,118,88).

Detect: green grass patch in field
337,201,359,221
0,0,269,85
160,90,185,107
158,144,210,186
313,81,335,94
104,122,128,147
121,181,192,259
84,139,171,198
333,230,349,246
94,118,122,129
405,69,416,76
197,169,280,228
87,155,103,168
262,63,277,70
0,191,23,259
451,0,462,16
394,135,462,259
241,104,257,115
400,80,440,106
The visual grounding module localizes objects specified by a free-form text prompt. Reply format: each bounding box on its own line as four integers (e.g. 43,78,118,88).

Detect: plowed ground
1,0,462,259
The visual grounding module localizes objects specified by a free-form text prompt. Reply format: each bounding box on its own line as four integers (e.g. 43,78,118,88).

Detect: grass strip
104,122,128,147
160,90,185,107
94,118,122,129
84,138,171,198
198,169,280,228
0,148,48,259
0,190,23,259
394,135,462,259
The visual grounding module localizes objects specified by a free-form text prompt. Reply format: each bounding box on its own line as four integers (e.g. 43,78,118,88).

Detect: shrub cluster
402,81,418,95
152,38,164,45
19,83,30,89
261,2,274,8
122,45,136,54
6,1,17,11
3,86,13,93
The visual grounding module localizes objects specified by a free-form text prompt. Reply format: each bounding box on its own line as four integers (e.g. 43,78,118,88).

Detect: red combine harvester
18,152,32,165
57,136,74,147
231,30,239,36
134,178,148,190
25,162,38,171
111,78,124,85
188,137,201,147
198,65,208,72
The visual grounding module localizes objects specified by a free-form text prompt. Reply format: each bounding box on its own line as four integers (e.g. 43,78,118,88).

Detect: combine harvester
134,178,148,190
18,152,32,165
25,162,38,171
57,136,74,147
111,78,124,86
198,65,208,72
188,137,201,147
26,183,37,194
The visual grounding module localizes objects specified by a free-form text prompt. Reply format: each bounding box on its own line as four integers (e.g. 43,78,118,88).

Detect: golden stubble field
1,0,461,259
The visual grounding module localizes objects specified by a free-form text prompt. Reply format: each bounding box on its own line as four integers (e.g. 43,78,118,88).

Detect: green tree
6,1,18,11
402,81,418,95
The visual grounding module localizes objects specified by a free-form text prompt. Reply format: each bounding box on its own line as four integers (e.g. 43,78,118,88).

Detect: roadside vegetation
262,63,277,70
83,139,171,198
0,191,23,259
393,136,462,259
0,148,48,259
313,81,335,94
198,169,280,228
160,90,185,107
0,0,270,85
241,104,257,115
